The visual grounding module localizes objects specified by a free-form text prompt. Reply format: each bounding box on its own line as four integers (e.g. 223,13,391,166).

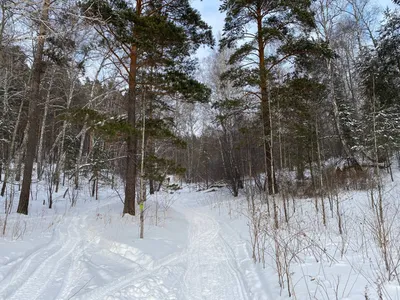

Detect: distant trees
0,45,28,197
205,47,246,196
0,0,121,213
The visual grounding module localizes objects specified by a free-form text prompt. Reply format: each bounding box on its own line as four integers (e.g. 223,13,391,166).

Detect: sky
192,0,397,59
192,0,224,59
192,0,225,38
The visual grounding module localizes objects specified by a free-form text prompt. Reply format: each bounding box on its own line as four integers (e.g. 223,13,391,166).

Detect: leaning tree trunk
17,0,50,215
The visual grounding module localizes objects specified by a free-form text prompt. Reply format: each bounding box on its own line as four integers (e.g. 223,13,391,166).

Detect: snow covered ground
1,172,400,299
0,182,271,300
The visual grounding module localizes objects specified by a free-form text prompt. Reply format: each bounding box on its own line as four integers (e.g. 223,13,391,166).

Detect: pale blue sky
192,0,397,59
192,0,225,38
192,0,224,59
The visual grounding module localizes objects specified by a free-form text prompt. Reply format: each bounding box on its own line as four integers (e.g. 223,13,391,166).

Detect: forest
0,0,398,212
1,0,400,298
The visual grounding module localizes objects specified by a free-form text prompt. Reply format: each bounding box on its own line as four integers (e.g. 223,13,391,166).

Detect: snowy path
0,189,269,299
0,217,85,300
180,208,251,300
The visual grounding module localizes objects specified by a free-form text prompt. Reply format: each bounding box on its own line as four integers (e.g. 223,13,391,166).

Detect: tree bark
54,71,77,193
327,59,361,170
124,44,138,216
1,98,24,197
75,61,106,189
139,90,146,238
0,67,9,192
17,0,50,215
123,0,142,216
37,68,55,180
14,121,28,182
257,9,277,195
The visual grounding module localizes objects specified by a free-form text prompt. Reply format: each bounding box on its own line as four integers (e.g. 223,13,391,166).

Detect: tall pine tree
220,0,328,194
81,0,213,215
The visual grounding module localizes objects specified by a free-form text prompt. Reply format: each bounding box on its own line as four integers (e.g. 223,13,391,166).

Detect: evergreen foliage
357,9,400,159
220,0,331,194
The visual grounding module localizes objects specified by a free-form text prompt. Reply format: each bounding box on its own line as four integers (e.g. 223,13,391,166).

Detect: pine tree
17,0,51,215
220,0,329,194
357,10,400,162
81,0,213,215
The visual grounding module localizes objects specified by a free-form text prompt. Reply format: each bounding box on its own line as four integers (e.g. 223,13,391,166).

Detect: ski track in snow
180,208,251,300
0,191,268,300
75,248,184,300
0,217,82,300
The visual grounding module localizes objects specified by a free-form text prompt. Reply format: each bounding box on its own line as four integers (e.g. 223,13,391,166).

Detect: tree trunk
124,48,138,215
75,121,87,189
1,99,24,196
17,0,50,215
327,59,361,170
75,61,105,189
124,1,142,216
147,91,155,195
148,138,155,195
37,68,55,180
14,122,28,182
139,89,146,238
149,179,154,194
53,72,77,193
257,10,277,195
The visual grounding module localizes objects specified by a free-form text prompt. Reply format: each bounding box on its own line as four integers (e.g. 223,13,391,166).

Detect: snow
1,172,400,299
0,183,267,299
